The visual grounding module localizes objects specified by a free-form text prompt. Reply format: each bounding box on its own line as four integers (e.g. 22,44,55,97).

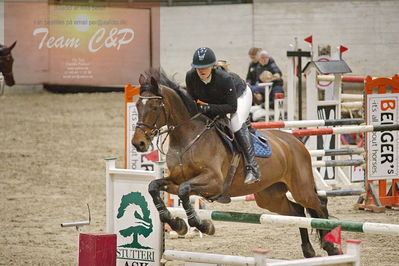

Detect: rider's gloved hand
197,104,211,114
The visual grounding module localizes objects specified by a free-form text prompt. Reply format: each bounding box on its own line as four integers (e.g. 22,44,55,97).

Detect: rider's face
196,66,213,81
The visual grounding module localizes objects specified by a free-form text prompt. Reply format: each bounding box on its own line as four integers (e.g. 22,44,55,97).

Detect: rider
185,47,260,184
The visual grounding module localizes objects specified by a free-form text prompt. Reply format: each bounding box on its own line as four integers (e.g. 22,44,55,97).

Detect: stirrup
244,166,260,184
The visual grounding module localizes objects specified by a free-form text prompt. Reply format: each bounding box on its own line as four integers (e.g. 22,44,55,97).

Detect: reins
135,93,218,158
157,113,219,158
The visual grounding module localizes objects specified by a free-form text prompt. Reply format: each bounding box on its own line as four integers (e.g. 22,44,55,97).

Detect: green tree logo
117,192,153,249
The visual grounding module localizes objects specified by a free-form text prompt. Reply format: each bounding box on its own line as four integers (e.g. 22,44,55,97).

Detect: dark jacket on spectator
255,57,283,87
246,61,259,85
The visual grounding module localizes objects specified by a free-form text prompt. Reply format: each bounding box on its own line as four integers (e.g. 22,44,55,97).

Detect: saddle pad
219,130,271,158
252,131,272,158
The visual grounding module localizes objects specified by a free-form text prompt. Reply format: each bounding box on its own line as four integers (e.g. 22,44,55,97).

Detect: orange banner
5,2,157,86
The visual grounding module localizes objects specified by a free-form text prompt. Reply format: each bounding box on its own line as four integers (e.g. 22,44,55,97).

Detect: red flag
339,45,348,54
324,226,342,254
144,150,159,162
304,35,313,44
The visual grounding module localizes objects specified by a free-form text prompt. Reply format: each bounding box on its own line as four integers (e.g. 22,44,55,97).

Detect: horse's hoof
301,243,316,258
199,220,215,235
216,194,231,204
323,242,340,256
170,217,188,236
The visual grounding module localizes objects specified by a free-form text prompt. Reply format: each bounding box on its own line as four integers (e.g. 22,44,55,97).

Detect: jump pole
317,74,368,83
163,240,362,266
308,147,364,157
168,208,399,236
231,189,365,202
281,124,399,137
312,159,365,168
252,118,364,129
254,122,397,189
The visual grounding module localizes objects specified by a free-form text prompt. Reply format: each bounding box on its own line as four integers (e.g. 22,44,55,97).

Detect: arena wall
160,4,253,84
1,1,398,86
160,0,399,84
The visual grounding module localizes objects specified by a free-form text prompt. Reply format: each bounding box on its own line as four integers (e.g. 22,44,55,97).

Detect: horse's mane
142,68,198,116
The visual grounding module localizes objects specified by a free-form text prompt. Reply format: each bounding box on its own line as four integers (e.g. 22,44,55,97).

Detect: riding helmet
191,47,216,68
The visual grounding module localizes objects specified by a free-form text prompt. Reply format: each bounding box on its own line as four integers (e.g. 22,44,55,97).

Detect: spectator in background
246,47,262,85
251,50,284,109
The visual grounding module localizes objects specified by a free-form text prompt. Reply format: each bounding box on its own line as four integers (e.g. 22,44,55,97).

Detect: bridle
135,91,217,156
135,95,168,142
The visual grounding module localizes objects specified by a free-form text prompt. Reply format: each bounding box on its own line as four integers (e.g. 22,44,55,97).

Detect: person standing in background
252,50,284,108
246,47,262,85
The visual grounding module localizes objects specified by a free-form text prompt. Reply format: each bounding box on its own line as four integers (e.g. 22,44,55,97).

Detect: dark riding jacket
186,67,245,118
255,57,283,87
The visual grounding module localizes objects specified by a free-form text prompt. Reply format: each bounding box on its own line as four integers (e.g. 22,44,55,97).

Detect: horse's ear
150,76,160,93
139,74,146,85
9,41,16,51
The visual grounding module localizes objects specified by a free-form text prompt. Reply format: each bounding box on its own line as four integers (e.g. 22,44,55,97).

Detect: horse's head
0,41,16,86
132,74,168,152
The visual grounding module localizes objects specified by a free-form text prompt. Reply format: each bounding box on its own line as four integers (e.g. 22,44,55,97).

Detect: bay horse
0,41,17,94
131,70,339,258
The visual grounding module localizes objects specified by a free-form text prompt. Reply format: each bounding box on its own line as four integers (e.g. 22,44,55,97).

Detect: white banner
367,93,399,180
106,160,163,266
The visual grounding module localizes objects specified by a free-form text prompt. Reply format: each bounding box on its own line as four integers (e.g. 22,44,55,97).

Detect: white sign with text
367,93,399,180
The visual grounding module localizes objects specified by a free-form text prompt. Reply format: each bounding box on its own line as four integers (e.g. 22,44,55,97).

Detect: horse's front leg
148,178,188,235
178,175,222,235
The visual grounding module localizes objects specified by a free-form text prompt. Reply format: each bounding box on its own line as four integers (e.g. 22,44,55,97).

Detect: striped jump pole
317,75,367,83
168,208,399,236
252,118,364,129
308,147,365,157
282,124,399,137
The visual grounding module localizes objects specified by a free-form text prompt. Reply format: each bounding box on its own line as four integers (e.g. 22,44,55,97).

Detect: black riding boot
234,124,260,184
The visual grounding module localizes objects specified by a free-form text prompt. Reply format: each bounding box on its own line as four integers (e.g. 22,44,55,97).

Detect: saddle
214,118,271,158
210,118,272,203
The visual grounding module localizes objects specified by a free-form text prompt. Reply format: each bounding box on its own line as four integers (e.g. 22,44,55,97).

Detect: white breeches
231,86,253,132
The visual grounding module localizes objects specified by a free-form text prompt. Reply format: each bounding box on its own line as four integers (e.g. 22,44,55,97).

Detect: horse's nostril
139,141,146,149
132,141,147,152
